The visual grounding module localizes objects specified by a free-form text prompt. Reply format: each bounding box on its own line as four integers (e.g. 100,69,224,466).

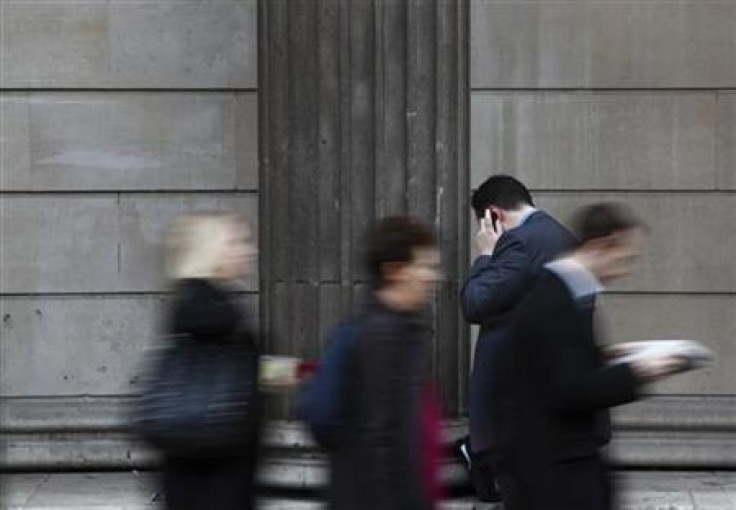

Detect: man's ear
494,207,506,224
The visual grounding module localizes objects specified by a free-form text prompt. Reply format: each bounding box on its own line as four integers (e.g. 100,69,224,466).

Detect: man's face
391,247,441,310
597,228,644,282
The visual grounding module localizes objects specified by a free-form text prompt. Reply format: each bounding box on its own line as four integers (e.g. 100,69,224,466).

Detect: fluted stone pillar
259,0,470,416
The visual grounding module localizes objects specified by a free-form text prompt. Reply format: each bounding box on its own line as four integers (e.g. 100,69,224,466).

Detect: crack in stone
22,473,51,509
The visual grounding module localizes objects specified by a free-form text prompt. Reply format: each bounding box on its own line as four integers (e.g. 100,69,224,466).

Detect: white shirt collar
516,206,538,228
545,257,604,300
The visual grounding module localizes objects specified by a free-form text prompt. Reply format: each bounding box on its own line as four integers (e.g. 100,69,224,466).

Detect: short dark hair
364,216,436,287
572,202,643,244
471,175,534,219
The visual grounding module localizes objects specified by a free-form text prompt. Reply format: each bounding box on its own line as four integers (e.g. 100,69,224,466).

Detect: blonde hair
165,212,240,280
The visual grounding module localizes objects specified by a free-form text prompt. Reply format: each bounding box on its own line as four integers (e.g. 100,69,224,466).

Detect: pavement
2,471,735,509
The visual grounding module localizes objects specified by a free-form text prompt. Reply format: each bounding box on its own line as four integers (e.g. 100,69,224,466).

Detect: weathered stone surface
0,295,258,396
4,3,257,88
471,1,736,88
471,93,718,190
717,93,736,190
1,93,258,191
2,195,121,293
0,297,161,396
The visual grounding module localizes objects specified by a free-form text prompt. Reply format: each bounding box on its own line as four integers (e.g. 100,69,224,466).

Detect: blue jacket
461,210,576,452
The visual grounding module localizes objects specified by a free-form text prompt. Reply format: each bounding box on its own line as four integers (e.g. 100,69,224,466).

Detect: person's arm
460,232,532,324
537,300,639,413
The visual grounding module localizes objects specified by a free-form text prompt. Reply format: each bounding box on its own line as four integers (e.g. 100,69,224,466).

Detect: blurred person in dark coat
160,212,261,510
330,217,442,510
459,175,575,500
489,203,684,510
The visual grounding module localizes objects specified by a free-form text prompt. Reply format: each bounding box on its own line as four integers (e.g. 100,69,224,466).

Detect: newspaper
610,340,713,371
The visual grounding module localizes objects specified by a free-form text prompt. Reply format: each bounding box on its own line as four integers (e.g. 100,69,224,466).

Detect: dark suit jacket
330,295,434,510
462,211,576,451
489,270,639,505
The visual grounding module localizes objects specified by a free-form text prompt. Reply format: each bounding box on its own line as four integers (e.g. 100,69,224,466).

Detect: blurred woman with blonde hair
154,212,261,510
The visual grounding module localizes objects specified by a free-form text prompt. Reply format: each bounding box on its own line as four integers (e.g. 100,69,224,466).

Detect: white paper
611,339,713,370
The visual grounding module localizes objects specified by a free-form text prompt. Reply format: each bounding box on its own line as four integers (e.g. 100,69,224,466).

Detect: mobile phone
486,208,499,229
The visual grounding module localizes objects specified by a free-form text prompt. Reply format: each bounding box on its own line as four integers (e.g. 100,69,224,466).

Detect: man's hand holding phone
476,208,503,256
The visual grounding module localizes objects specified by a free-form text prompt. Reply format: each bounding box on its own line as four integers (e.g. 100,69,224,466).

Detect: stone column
259,0,470,416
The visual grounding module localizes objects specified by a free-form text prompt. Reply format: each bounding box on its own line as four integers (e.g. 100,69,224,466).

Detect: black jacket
330,295,434,510
462,211,576,451
163,278,261,510
490,270,639,467
170,279,246,341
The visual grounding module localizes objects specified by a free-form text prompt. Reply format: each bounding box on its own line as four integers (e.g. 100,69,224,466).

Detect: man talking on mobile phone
458,175,576,502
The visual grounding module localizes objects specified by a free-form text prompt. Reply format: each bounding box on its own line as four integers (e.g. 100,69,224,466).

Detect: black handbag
134,332,259,457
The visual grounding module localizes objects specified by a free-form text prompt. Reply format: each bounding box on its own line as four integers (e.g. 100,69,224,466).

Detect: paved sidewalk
2,471,735,509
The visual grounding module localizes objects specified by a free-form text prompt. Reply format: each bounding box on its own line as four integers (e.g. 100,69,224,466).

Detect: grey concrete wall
470,0,736,400
0,3,259,398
